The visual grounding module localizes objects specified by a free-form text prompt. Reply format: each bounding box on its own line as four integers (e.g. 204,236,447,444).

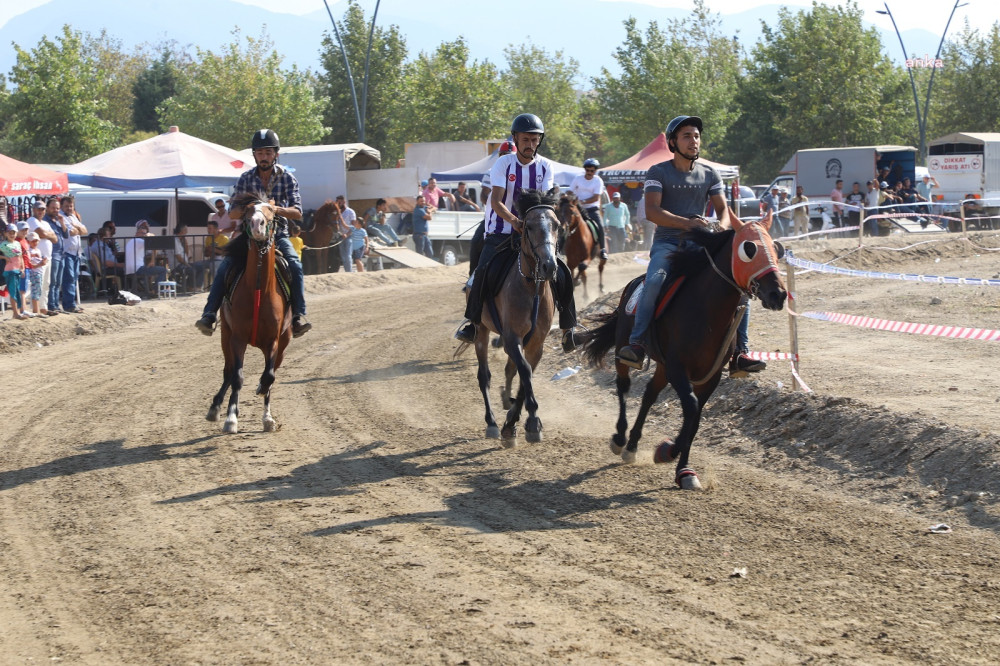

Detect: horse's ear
758,209,774,232
546,185,561,199
729,206,745,231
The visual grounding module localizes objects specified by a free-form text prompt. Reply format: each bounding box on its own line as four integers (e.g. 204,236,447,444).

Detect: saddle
224,249,292,304
623,274,686,319
482,237,520,298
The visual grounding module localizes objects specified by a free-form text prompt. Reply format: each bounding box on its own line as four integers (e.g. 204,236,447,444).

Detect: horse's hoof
525,417,542,443
653,439,678,464
263,418,277,432
485,425,501,439
676,468,702,490
501,436,517,449
609,434,625,455
223,420,238,434
206,407,220,422
525,430,542,444
621,449,637,464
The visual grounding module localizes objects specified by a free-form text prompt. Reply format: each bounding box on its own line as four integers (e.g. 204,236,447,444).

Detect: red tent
599,133,738,185
0,152,69,197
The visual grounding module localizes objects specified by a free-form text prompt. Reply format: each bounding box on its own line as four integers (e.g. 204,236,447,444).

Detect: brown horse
299,200,339,274
459,188,560,447
582,211,787,488
207,192,292,433
557,191,605,297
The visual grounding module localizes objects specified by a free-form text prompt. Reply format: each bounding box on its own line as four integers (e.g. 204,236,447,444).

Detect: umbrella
63,126,248,190
0,153,69,197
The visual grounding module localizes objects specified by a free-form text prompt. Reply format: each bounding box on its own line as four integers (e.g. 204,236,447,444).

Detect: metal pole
920,1,969,163
323,0,363,141
859,203,865,247
360,0,382,144
877,4,923,158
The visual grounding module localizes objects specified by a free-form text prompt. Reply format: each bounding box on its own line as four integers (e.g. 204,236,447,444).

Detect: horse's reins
246,207,276,347
516,204,557,347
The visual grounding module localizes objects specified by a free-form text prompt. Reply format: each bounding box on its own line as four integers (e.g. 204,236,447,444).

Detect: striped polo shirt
486,153,554,235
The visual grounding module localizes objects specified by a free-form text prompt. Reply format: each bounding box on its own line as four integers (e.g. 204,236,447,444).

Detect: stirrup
195,315,216,336
616,344,645,369
455,321,476,344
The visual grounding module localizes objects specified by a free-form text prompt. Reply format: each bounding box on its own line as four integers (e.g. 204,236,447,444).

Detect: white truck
70,187,225,237
927,132,1000,214
767,145,918,225
403,140,504,182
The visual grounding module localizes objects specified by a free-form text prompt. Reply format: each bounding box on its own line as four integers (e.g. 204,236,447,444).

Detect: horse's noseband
519,205,557,282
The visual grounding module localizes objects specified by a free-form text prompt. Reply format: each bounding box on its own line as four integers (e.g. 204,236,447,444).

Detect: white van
70,188,228,237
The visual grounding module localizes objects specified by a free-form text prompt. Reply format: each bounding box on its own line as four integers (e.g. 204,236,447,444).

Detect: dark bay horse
458,189,560,447
300,200,339,274
557,191,605,298
207,192,292,433
582,211,787,488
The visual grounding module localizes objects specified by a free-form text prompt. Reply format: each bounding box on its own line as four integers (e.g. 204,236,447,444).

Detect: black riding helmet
583,158,600,169
251,128,280,150
510,113,545,147
665,115,703,157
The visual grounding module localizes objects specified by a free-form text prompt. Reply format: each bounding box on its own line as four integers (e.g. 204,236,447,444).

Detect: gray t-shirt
643,160,723,242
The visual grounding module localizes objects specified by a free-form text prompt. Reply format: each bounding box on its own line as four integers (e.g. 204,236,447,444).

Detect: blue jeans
629,236,681,346
47,254,65,311
412,232,434,258
61,253,80,310
202,233,306,318
338,232,354,272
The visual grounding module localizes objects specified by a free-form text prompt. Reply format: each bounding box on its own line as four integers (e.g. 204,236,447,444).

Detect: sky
0,0,994,40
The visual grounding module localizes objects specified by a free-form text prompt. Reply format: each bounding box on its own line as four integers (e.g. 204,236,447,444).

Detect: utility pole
322,0,382,143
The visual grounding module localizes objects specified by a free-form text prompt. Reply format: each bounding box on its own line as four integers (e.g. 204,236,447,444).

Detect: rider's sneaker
455,322,476,344
736,353,766,373
292,316,312,338
561,328,581,353
600,249,609,261
616,343,645,369
195,314,216,336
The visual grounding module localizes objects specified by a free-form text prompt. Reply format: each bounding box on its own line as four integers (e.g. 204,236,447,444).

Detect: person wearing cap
616,114,740,370
602,190,630,254
454,113,580,352
195,128,311,337
124,220,168,289
570,158,609,260
759,185,783,236
914,173,939,218
25,199,57,315
42,197,69,315
1,223,31,319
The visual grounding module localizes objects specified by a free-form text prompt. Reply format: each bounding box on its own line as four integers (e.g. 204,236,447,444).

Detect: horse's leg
475,330,500,439
598,257,606,293
610,361,632,456
623,362,668,464
579,266,588,299
499,334,531,447
653,367,704,490
501,356,516,410
261,322,292,433
522,341,545,444
208,325,233,421
223,339,247,434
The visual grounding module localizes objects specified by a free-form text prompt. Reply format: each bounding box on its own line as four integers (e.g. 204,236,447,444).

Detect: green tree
133,48,183,132
591,0,742,164
84,30,149,135
503,45,583,164
317,0,407,156
387,39,514,165
0,25,121,162
725,1,911,182
158,31,327,150
929,22,1000,136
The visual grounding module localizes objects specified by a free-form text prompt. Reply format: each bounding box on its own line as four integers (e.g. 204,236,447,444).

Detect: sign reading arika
929,155,982,174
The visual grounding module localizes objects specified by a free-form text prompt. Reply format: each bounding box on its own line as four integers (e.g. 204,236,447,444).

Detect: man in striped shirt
455,113,578,351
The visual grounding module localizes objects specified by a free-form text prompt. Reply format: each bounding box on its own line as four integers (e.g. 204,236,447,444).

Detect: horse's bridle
242,202,276,258
517,204,557,282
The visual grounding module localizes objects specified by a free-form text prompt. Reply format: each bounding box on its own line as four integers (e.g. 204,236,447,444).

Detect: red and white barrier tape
746,351,800,361
802,310,1000,342
789,362,812,393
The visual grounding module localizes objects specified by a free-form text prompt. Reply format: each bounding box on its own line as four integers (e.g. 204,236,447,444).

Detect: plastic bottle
551,365,582,381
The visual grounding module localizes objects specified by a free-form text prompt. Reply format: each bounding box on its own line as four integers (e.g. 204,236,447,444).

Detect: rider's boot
616,343,646,369
292,315,312,337
195,314,216,336
555,262,580,352
456,269,484,344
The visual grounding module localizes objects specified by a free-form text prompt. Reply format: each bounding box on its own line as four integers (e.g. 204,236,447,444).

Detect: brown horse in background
300,200,339,274
207,192,292,434
557,192,605,297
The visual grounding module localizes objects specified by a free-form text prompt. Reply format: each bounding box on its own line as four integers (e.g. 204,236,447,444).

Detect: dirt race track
3,231,1000,665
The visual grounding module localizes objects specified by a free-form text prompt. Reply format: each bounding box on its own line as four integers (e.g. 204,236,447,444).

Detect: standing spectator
421,177,455,210
411,194,434,258
15,221,32,312
915,174,939,216
363,198,400,246
334,195,356,273
59,195,87,312
350,216,369,272
125,220,168,290
845,181,865,231
25,232,48,316
777,189,793,236
830,179,845,227
865,181,881,235
791,185,810,236
570,158,608,259
602,191,631,253
26,200,57,314
760,186,783,235
288,222,305,256
453,182,480,212
1,223,30,319
43,197,68,314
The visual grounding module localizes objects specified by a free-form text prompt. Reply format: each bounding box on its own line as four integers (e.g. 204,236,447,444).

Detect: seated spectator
170,223,195,290
92,226,125,288
453,182,480,212
193,220,229,284
124,219,167,291
421,177,454,212
363,198,400,246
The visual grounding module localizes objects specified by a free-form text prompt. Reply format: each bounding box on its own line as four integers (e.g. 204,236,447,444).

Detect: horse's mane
664,226,736,283
516,189,558,217
557,191,586,220
230,191,267,209
313,199,338,225
222,190,269,265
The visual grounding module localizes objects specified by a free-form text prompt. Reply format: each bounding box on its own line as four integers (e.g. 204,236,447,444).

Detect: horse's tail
582,309,620,368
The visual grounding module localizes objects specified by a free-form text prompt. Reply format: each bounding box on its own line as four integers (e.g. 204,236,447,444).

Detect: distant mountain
0,0,940,84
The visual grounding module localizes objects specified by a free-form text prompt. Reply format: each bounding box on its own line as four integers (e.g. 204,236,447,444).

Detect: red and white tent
599,133,739,185
0,152,69,197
